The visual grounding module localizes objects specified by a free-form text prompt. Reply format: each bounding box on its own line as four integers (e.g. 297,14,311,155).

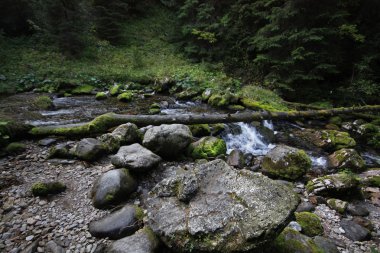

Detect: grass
0,4,230,94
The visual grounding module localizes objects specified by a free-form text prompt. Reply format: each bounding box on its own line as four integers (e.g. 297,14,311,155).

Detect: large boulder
99,123,141,153
340,219,371,241
294,129,356,151
72,138,105,161
111,144,162,173
143,124,193,159
306,172,360,197
328,149,365,172
89,205,143,240
261,145,312,180
188,136,227,159
91,169,137,209
145,160,299,252
106,227,159,253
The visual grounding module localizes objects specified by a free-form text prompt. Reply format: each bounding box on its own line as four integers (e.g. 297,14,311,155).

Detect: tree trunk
30,105,380,137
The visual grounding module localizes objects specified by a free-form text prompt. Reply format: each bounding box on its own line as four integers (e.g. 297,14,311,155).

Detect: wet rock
111,144,162,173
72,138,105,161
106,227,159,253
45,240,65,253
359,169,380,187
295,212,324,237
143,124,193,159
347,203,369,216
256,125,276,143
340,219,371,241
111,123,141,145
145,159,299,252
313,236,339,253
89,205,143,240
327,199,348,214
38,138,57,147
188,136,227,159
288,221,302,232
272,228,323,253
261,144,312,180
91,169,137,209
296,202,315,213
294,129,356,151
306,172,359,197
227,149,245,169
328,149,365,172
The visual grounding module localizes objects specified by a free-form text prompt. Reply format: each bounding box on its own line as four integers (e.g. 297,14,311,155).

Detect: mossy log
30,105,380,137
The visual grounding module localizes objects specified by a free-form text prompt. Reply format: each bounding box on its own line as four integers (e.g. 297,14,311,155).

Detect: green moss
228,104,245,111
309,101,333,109
134,206,145,221
33,95,53,110
189,124,211,137
117,91,134,102
30,112,123,137
189,137,227,159
5,142,26,154
238,85,289,112
273,228,324,253
149,103,161,114
295,212,324,237
95,92,107,100
210,123,225,135
368,132,380,149
71,85,95,95
31,181,66,197
208,93,229,108
368,176,380,187
105,193,115,202
110,84,123,96
321,130,356,150
306,181,315,193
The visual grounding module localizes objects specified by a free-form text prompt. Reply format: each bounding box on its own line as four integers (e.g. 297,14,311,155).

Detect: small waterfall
223,122,275,156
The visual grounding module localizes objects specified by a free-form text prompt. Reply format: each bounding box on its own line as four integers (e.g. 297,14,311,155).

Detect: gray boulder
143,124,193,159
46,240,65,253
91,169,137,209
111,144,162,173
72,138,105,161
227,149,245,169
89,205,143,240
145,159,299,252
106,227,159,253
341,219,371,241
261,144,312,180
99,123,141,152
48,142,76,159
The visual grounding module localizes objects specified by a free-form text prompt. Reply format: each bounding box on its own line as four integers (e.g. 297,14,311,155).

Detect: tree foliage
163,0,380,104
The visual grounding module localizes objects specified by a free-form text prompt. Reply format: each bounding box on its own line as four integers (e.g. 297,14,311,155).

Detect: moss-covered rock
295,212,324,237
188,137,227,159
261,145,312,180
117,92,134,102
210,123,225,136
149,103,161,115
208,91,238,108
109,84,123,96
189,124,211,137
71,85,95,95
240,98,289,112
33,95,54,110
327,199,348,214
273,228,324,253
201,88,213,102
328,149,365,172
5,142,26,154
306,171,359,197
295,129,356,151
31,182,66,197
228,104,245,111
368,133,380,150
95,92,107,100
175,89,200,100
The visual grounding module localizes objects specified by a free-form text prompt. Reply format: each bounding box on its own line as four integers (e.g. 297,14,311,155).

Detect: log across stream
30,105,380,137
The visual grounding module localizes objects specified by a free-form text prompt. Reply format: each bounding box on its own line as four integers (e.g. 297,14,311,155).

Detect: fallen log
30,105,380,137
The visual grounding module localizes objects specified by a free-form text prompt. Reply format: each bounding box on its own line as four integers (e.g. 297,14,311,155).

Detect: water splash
263,120,274,130
309,156,328,168
223,122,275,156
